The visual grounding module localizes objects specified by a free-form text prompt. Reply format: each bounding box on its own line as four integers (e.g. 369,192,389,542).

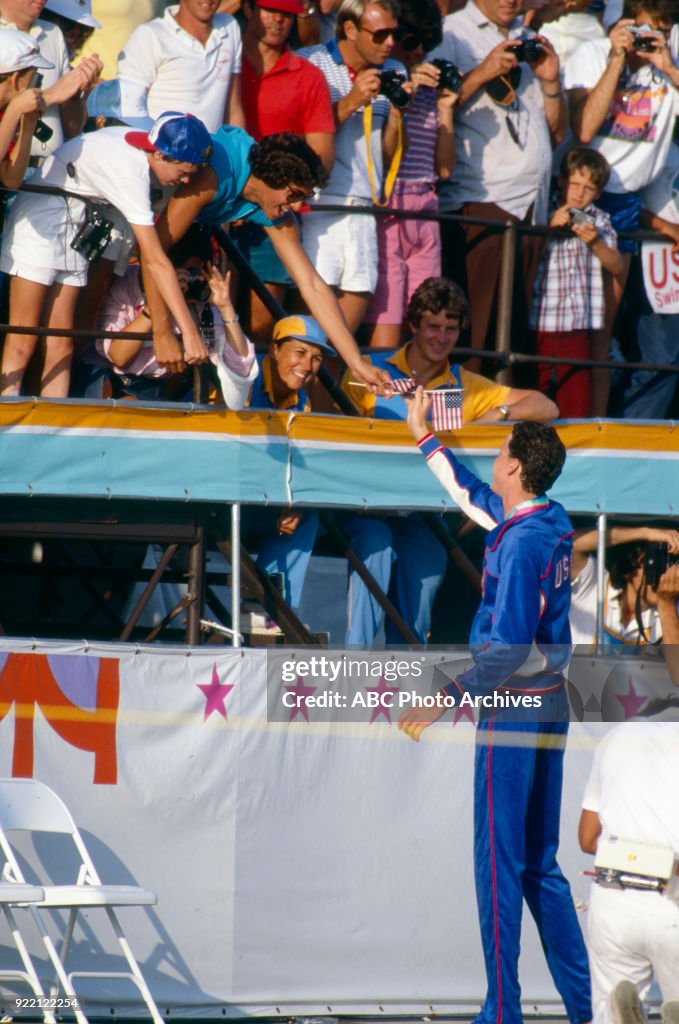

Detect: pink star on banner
453,700,475,726
365,675,400,724
285,675,317,722
197,663,235,721
614,677,648,720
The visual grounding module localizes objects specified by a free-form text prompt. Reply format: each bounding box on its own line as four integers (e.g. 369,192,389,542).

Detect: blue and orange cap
272,315,334,355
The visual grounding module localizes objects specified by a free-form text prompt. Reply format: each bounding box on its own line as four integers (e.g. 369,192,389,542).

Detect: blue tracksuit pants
473,716,592,1024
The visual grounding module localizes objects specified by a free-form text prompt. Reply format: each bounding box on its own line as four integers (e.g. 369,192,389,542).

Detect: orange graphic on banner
0,653,119,784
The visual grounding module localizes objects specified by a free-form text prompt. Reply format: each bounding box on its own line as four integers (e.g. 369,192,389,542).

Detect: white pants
588,881,679,1024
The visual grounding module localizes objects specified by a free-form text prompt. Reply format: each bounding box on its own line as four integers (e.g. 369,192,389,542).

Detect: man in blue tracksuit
399,388,592,1024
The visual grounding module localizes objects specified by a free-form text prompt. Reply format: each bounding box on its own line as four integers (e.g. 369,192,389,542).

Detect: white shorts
0,191,90,288
301,209,378,293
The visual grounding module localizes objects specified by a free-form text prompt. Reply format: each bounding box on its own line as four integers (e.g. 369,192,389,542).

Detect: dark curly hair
607,543,646,591
395,0,442,51
248,133,329,193
406,277,470,331
508,422,566,495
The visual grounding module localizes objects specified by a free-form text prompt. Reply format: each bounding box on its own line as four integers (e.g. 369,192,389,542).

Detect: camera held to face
430,58,462,93
644,542,679,588
379,70,410,110
510,37,544,63
630,24,660,51
185,268,211,304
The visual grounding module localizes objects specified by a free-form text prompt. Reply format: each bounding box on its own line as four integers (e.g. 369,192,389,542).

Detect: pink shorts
364,181,441,326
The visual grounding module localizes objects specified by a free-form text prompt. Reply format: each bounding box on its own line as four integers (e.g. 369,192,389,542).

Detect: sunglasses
283,188,313,207
358,22,398,44
395,28,432,51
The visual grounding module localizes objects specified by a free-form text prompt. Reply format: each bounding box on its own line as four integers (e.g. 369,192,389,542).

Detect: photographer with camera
570,523,679,684
297,0,407,333
362,0,461,349
530,147,624,417
564,0,679,415
430,0,566,369
74,224,257,405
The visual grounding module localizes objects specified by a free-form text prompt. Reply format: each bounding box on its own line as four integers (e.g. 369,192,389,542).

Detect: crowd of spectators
0,0,677,413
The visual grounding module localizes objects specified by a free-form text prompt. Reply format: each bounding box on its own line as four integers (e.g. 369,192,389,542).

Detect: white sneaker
611,981,646,1024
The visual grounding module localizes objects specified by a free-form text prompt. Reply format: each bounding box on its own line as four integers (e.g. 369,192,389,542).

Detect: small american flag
430,389,463,431
388,377,417,395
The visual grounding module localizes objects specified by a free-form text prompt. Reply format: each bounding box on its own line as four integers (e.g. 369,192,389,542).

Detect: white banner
0,641,667,1017
641,240,679,313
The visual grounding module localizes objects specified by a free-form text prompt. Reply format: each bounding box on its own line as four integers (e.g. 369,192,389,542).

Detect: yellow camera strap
363,102,403,207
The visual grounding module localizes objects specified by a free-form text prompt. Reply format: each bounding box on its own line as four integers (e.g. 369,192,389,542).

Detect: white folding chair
0,778,163,1024
0,881,57,1023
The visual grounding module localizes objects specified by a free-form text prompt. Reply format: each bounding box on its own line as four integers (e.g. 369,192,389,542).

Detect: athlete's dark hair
406,277,470,331
248,133,329,193
607,542,646,591
622,0,679,20
508,422,566,495
559,146,611,191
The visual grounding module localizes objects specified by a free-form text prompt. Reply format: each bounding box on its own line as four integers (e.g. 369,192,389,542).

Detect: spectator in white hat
41,0,101,60
0,0,102,163
0,29,51,187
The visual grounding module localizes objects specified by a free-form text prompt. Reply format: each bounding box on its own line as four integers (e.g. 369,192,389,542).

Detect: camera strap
362,102,403,207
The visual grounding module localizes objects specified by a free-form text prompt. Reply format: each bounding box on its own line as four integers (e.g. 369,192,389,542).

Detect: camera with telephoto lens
630,25,660,51
430,58,462,93
185,268,211,303
70,207,114,263
379,70,410,110
510,37,544,63
644,542,679,588
28,72,53,145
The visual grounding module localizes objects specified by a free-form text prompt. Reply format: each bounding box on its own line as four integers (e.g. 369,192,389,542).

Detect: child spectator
75,225,257,406
363,0,459,349
0,31,51,190
530,147,623,417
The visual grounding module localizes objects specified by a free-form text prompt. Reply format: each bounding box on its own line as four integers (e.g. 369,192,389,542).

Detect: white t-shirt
117,5,241,134
429,3,552,221
582,722,679,851
640,142,679,221
564,38,679,193
36,126,156,226
0,17,70,158
570,554,662,647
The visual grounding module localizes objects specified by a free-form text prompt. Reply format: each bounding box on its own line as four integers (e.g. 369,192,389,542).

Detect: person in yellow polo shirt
340,276,558,645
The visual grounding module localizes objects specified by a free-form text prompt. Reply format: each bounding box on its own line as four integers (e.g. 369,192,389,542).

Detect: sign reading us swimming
642,240,679,313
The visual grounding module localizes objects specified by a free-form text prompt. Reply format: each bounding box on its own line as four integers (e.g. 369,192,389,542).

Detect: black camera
630,25,659,51
185,269,210,304
27,72,53,145
511,37,544,63
644,542,679,588
379,70,410,110
430,58,462,93
70,207,114,263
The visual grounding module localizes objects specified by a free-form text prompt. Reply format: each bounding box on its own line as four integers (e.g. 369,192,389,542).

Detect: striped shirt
298,40,406,201
529,204,617,332
399,87,438,184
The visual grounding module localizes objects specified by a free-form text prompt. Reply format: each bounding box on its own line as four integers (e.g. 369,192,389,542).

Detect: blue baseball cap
272,315,334,355
125,111,212,165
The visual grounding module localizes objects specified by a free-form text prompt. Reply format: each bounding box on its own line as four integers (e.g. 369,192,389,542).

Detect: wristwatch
498,404,510,421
